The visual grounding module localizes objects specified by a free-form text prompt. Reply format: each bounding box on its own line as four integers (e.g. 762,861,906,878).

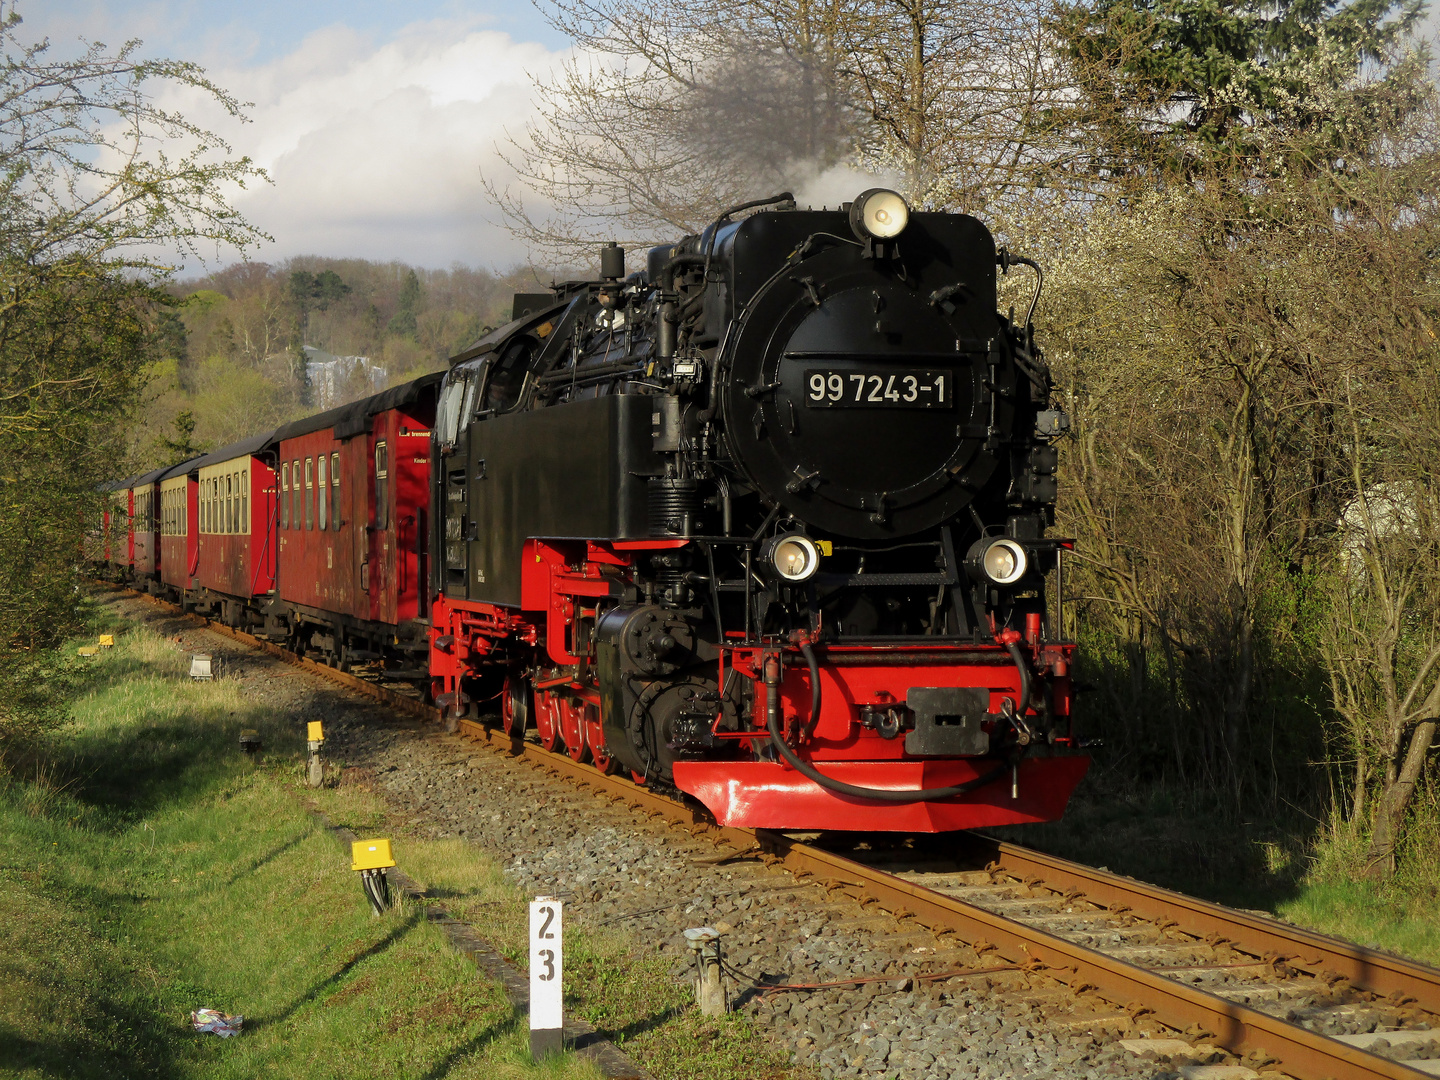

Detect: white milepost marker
529,896,563,1060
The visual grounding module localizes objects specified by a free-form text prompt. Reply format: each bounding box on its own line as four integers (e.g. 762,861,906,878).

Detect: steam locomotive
104,188,1087,832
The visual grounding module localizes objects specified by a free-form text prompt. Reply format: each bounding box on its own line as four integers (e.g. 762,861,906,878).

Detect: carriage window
222,474,230,534
305,458,314,530
200,483,206,534
330,452,341,530
289,459,299,528
374,441,389,530
240,468,248,534
281,464,290,529
317,454,327,530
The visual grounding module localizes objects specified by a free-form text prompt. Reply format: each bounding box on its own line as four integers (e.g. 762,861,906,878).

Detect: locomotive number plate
804,369,954,408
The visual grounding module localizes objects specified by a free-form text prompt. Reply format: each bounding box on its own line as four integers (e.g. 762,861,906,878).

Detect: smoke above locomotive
429,189,1087,831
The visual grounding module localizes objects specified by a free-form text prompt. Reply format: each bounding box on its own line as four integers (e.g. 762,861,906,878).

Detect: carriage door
371,430,397,623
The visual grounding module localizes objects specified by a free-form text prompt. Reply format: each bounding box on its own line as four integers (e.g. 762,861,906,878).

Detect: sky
22,2,1440,274
26,1,578,272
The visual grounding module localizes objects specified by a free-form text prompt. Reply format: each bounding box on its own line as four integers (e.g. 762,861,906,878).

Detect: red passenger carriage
158,459,200,596
269,374,440,667
190,434,277,621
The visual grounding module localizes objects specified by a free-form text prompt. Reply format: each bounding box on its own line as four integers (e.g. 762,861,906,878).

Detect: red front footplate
672,756,1090,832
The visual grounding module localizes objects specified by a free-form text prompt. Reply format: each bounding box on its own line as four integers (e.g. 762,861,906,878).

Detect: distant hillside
135,257,557,469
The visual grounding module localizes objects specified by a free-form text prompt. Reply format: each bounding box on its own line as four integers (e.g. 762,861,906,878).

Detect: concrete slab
1332,1029,1438,1052
1120,1039,1198,1056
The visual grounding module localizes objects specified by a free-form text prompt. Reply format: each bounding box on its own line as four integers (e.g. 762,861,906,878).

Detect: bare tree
488,0,859,262
840,0,1072,213
490,0,1076,258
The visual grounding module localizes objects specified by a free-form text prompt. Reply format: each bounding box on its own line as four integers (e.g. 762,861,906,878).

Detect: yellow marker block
77,646,99,657
98,634,115,647
351,839,396,872
817,540,833,557
307,721,324,742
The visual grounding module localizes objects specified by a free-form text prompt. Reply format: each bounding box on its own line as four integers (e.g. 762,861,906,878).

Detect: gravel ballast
106,592,1265,1080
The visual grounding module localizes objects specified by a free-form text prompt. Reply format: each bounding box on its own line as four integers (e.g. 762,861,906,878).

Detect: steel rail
112,585,1438,1080
966,835,1440,1009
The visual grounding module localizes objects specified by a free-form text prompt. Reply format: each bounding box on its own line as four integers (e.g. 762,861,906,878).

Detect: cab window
483,339,534,414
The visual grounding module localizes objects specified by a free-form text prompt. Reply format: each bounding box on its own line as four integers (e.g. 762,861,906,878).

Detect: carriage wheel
501,675,530,739
583,705,616,774
534,691,562,751
558,697,589,763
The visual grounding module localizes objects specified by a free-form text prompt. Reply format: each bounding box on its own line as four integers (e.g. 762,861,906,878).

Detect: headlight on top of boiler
849,188,910,242
965,537,1030,587
765,533,822,583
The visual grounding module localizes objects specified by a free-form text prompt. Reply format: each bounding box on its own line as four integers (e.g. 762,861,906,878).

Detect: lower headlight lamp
965,537,1030,587
770,534,821,582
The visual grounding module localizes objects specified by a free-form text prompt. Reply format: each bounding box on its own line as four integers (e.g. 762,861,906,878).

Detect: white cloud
157,18,569,271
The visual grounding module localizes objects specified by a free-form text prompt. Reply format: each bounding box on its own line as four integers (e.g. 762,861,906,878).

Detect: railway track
118,585,1440,1080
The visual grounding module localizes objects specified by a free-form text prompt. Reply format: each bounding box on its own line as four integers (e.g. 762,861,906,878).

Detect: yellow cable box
351,839,395,872
307,721,324,742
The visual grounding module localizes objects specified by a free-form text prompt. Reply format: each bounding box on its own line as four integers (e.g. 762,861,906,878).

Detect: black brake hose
767,642,1008,803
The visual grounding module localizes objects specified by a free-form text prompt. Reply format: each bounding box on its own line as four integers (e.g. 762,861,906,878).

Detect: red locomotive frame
429,537,1086,832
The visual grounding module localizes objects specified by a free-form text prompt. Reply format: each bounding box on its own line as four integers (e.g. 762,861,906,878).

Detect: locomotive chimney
600,242,625,281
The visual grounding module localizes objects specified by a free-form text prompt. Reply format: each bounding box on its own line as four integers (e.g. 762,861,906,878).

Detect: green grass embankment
2,610,804,1080
0,627,600,1080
